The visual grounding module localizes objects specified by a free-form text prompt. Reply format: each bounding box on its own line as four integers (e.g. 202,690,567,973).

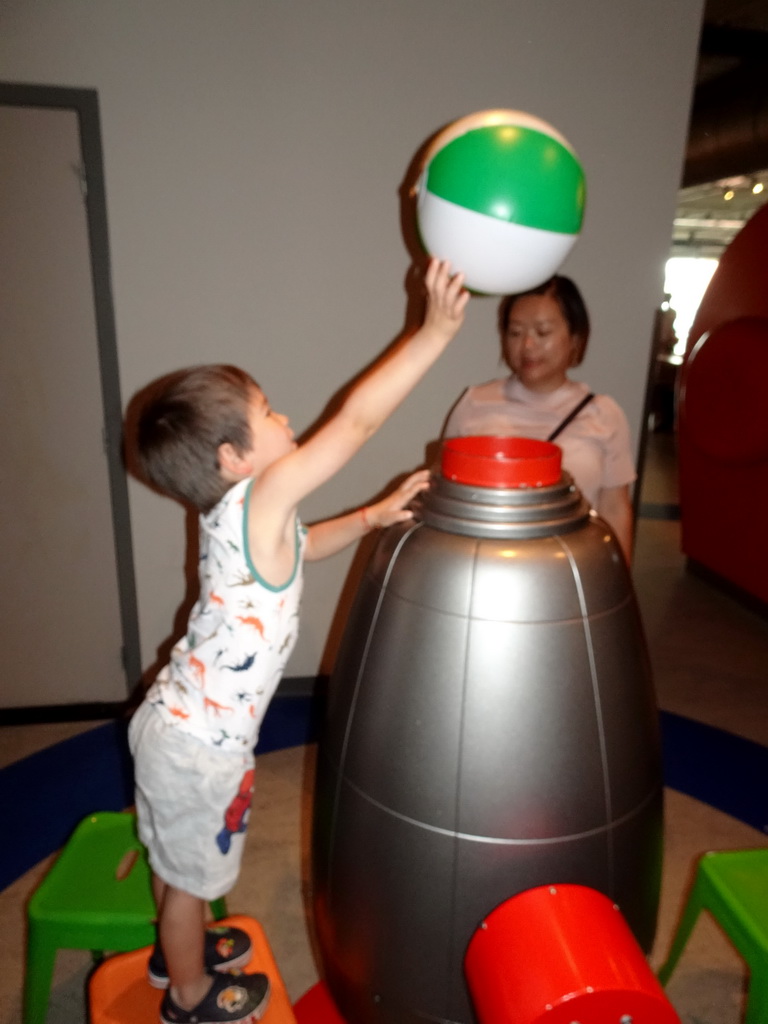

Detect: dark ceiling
674,0,768,254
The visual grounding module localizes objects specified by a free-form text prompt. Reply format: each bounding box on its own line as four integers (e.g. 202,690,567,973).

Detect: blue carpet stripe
0,702,764,891
0,722,135,892
660,710,768,834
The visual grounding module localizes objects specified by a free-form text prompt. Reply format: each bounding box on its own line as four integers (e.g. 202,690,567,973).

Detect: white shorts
128,701,256,901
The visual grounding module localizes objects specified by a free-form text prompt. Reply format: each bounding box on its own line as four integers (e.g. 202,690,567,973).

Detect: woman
443,275,635,561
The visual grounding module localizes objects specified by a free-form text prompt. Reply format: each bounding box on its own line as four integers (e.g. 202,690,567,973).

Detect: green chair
24,811,226,1024
658,848,768,1024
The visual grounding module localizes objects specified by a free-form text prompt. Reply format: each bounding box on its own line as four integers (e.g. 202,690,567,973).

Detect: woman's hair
498,275,591,365
135,364,259,512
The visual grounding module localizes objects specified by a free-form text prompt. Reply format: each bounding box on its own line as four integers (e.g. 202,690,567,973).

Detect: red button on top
441,436,562,488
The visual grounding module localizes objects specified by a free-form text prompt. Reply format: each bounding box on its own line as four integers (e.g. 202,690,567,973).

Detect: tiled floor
3,431,768,1023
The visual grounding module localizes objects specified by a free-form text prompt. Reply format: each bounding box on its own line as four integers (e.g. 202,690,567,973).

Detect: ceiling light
723,189,735,200
753,182,764,195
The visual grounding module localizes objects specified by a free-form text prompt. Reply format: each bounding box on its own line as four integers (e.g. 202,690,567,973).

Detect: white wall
0,0,704,680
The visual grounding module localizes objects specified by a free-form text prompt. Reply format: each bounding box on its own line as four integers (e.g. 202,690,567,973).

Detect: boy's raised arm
325,260,468,444
257,259,468,514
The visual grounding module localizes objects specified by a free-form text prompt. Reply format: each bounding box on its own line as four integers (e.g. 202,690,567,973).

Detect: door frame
0,81,141,720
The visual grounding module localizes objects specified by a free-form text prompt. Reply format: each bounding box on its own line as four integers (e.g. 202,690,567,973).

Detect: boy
128,259,468,1024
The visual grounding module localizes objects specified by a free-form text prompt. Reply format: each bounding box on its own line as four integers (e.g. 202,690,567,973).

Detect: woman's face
502,292,579,393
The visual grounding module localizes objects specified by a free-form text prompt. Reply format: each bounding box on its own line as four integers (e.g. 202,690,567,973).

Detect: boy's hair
498,275,591,365
136,364,259,512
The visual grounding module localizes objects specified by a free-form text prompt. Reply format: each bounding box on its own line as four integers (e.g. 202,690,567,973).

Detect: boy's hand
366,469,431,528
421,259,469,343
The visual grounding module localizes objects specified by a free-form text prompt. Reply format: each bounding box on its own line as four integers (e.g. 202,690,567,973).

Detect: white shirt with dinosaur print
146,476,305,752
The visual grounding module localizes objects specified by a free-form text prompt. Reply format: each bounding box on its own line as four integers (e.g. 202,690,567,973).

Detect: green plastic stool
24,811,227,1024
658,848,768,1023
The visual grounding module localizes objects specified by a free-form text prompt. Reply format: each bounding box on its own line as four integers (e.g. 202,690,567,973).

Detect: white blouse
443,377,635,509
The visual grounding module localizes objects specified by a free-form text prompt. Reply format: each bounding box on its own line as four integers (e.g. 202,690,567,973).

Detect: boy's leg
151,872,167,916
154,875,270,1022
156,881,210,1010
149,871,253,990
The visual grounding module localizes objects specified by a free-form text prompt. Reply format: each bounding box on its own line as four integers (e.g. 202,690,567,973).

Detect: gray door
0,95,137,709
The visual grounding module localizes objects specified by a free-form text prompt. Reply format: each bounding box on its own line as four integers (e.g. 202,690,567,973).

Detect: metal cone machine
312,437,669,1024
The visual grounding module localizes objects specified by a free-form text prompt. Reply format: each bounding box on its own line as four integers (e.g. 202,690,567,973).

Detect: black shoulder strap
547,392,595,443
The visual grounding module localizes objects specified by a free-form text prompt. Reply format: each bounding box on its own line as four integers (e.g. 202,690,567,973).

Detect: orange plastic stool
293,981,347,1023
465,885,680,1024
88,915,297,1024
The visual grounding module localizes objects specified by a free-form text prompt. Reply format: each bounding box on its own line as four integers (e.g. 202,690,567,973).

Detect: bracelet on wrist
360,506,375,531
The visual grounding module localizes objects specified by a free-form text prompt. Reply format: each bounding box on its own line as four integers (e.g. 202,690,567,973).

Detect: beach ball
415,109,586,295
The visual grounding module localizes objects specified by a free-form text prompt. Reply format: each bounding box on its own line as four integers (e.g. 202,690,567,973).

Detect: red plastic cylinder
441,436,562,489
465,885,680,1024
293,982,347,1024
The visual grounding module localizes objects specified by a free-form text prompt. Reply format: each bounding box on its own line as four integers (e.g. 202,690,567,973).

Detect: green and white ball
416,109,586,295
